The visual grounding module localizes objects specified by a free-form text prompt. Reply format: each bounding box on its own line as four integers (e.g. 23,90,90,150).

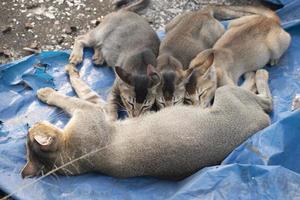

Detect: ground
0,0,264,64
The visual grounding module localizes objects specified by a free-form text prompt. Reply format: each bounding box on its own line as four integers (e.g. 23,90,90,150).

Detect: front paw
69,51,83,65
256,69,269,81
37,87,56,103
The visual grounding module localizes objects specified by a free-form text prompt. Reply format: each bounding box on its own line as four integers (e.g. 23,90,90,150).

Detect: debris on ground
0,0,262,64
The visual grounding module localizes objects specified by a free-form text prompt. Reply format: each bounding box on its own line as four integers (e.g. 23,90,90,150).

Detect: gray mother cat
22,65,272,180
69,0,160,120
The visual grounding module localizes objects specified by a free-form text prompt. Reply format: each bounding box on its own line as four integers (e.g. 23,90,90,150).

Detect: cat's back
99,10,159,66
214,16,276,50
160,11,224,66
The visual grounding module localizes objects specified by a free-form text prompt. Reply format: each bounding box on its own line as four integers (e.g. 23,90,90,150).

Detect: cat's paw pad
292,94,300,111
69,52,83,65
65,64,79,77
37,87,56,102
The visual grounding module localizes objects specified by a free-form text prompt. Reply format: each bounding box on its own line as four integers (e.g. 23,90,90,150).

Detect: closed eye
184,98,193,105
123,98,134,109
141,104,151,111
173,96,183,105
157,100,166,107
198,90,207,100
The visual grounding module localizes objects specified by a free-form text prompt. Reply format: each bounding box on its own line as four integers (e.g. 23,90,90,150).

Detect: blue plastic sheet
1,0,300,199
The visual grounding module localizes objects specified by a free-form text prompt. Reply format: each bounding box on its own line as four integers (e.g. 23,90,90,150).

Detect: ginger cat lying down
21,65,272,180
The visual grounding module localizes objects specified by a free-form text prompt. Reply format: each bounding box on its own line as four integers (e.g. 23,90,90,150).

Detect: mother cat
21,65,272,179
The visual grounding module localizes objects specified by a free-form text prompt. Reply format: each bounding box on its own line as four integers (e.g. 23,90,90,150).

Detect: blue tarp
1,0,300,199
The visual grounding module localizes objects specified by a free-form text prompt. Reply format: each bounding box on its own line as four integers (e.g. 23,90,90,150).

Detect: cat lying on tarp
21,64,272,180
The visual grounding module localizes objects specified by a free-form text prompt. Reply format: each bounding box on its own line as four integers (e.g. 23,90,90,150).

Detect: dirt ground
0,0,265,64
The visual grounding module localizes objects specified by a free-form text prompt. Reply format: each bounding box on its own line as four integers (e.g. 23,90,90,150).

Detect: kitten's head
21,122,63,178
184,51,217,108
156,55,194,109
115,65,161,117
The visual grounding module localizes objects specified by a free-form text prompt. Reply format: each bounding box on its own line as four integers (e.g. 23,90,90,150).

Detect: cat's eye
143,99,152,106
197,89,207,100
173,96,183,105
141,104,151,111
124,97,135,109
184,98,193,105
156,97,166,107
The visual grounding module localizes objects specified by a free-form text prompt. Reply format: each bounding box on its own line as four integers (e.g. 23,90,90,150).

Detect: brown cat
186,6,290,107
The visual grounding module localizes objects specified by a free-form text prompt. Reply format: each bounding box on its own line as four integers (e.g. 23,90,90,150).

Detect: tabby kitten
68,7,160,120
155,10,225,109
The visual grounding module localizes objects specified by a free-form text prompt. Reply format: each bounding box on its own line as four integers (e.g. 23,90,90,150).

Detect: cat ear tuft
114,66,133,86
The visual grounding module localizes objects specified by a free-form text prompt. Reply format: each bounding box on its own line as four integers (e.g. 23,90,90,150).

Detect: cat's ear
34,134,54,151
181,67,195,84
147,64,161,88
189,50,214,78
21,161,40,178
114,66,133,86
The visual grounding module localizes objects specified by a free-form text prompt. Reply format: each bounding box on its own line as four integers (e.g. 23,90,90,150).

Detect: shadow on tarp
1,0,300,199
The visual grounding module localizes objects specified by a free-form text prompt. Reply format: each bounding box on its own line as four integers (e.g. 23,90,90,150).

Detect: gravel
0,0,263,64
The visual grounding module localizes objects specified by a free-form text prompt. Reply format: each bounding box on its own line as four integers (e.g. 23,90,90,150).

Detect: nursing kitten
185,6,291,107
69,0,160,120
155,10,225,108
22,65,272,180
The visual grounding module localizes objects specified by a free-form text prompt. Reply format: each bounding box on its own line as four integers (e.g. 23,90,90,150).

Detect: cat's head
115,65,161,117
156,55,194,109
184,50,217,108
21,122,64,178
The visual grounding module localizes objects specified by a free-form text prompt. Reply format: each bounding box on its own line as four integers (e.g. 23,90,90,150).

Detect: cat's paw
92,54,105,66
256,69,269,81
65,64,79,78
37,87,56,102
269,59,279,66
292,94,300,111
69,51,83,65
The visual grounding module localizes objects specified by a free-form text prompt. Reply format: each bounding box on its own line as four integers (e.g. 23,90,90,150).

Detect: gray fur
69,10,160,120
22,68,272,180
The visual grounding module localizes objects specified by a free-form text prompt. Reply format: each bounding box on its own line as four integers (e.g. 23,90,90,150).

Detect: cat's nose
165,101,172,107
132,110,140,117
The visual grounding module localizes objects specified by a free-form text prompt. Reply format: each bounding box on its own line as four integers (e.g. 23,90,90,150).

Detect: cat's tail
207,5,280,24
114,0,150,13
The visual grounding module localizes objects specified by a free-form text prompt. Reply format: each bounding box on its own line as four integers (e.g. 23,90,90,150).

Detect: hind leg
267,29,291,66
240,72,257,93
255,69,273,112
